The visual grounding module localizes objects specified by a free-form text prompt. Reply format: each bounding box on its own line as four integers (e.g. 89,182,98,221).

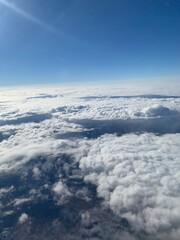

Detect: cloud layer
0,84,180,239
79,133,180,239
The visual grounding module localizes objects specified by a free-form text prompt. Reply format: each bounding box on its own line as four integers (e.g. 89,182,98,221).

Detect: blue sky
0,0,180,86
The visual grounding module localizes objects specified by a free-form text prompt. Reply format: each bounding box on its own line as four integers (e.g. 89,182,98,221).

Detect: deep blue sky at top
0,0,180,86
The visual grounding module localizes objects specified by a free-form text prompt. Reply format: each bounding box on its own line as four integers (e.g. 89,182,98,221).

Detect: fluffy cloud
0,84,180,239
18,213,29,224
78,133,180,239
53,181,71,199
135,104,178,117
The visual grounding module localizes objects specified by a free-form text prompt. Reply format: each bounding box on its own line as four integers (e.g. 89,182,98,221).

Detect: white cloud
18,213,29,224
135,104,178,117
0,185,14,195
14,198,32,206
53,181,70,196
78,133,180,239
0,84,180,239
52,181,71,204
32,166,41,179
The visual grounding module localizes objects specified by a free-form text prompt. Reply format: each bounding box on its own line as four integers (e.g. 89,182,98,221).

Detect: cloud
32,166,41,179
135,104,178,117
18,213,29,224
53,181,71,202
78,133,180,239
14,198,32,206
0,185,14,195
0,84,180,239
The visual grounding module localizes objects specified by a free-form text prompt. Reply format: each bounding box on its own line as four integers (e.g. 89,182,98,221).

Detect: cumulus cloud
18,213,29,224
78,133,180,239
53,181,71,198
0,84,180,240
135,104,178,117
32,166,41,179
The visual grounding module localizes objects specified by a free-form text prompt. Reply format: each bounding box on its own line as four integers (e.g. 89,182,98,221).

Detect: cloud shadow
0,113,52,126
58,114,180,139
81,94,180,100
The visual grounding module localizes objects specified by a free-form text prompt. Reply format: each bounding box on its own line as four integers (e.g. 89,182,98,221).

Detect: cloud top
0,85,180,239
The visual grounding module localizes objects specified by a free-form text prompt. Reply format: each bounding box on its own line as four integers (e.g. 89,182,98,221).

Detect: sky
0,0,180,86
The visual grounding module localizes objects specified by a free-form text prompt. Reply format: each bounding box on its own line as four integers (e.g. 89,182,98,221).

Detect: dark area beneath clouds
0,129,18,142
26,94,59,100
0,154,137,240
81,95,180,100
0,113,52,126
61,114,180,139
